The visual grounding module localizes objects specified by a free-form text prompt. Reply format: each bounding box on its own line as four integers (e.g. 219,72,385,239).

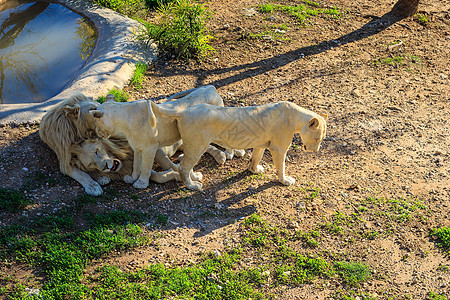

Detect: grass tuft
431,226,450,254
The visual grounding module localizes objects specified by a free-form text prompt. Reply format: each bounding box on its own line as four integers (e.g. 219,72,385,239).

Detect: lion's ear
308,117,319,129
70,142,82,155
318,111,328,121
90,110,104,118
63,104,80,119
105,94,116,102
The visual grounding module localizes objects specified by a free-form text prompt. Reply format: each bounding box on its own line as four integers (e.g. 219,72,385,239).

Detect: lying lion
70,138,185,185
71,138,232,185
150,101,328,190
90,85,243,190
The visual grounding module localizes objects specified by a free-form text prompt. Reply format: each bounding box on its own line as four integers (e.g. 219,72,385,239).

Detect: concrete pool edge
0,0,157,126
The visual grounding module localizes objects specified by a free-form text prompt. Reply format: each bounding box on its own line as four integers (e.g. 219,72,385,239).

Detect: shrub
137,0,214,59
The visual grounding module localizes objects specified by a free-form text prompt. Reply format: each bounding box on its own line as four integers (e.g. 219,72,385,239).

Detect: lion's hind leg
150,169,181,183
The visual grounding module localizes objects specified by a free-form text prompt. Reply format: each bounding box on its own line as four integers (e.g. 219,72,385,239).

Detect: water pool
0,0,96,104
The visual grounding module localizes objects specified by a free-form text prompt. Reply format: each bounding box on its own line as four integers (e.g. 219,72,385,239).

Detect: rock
288,220,299,229
243,8,257,17
352,88,361,97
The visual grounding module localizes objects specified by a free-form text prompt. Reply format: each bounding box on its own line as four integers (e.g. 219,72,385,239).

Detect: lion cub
151,101,327,190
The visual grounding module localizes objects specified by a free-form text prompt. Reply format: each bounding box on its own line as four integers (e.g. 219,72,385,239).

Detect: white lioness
90,85,241,189
150,101,328,190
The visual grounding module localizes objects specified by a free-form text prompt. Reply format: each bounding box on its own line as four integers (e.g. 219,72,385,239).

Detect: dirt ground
1,0,449,298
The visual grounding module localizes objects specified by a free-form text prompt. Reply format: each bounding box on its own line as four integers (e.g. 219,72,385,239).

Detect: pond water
0,0,96,104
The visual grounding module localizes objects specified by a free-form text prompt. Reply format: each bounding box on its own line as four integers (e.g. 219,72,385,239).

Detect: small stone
352,89,361,97
243,7,257,17
221,24,230,30
288,221,299,229
22,167,29,172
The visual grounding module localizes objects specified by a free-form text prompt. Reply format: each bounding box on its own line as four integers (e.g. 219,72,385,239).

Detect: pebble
22,167,28,172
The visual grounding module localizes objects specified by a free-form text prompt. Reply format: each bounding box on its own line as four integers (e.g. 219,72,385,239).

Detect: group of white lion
39,85,327,196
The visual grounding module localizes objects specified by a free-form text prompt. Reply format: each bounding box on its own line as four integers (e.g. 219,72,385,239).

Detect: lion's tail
149,100,182,120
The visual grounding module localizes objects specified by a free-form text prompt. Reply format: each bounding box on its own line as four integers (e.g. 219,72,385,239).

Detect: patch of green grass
23,171,58,190
334,261,371,286
414,13,429,26
431,226,450,254
429,292,448,300
258,2,342,24
250,24,290,42
295,230,320,247
137,0,214,60
86,250,265,299
0,188,32,212
374,54,421,69
130,62,148,89
97,88,129,103
274,254,331,284
242,214,275,247
0,206,155,299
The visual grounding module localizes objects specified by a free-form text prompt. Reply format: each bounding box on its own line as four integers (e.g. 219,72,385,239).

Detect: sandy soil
1,0,449,298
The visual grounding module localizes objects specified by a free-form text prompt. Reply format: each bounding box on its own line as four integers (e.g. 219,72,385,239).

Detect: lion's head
39,92,100,174
71,137,133,181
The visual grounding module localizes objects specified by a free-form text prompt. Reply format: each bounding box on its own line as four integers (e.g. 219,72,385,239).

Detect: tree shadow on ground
155,11,410,96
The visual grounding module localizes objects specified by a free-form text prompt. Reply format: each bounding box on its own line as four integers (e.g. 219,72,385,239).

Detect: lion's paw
224,151,234,160
133,179,149,189
187,181,203,191
214,152,227,165
173,171,182,182
192,171,203,181
124,175,136,184
85,182,103,196
97,176,111,185
249,165,264,174
234,149,246,157
280,176,295,186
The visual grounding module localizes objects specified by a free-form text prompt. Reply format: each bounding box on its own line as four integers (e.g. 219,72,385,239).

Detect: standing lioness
90,85,235,189
151,101,327,190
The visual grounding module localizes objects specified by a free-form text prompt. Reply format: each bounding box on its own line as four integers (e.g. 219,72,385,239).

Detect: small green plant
258,2,342,24
130,62,148,89
138,0,214,59
431,226,450,254
414,13,429,26
334,261,371,286
94,0,147,16
0,188,31,212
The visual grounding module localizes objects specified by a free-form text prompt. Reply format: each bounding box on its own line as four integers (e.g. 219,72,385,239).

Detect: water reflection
0,1,96,104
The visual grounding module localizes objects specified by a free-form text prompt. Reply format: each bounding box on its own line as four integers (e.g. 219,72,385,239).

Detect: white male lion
39,92,106,195
70,137,182,185
150,101,328,190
